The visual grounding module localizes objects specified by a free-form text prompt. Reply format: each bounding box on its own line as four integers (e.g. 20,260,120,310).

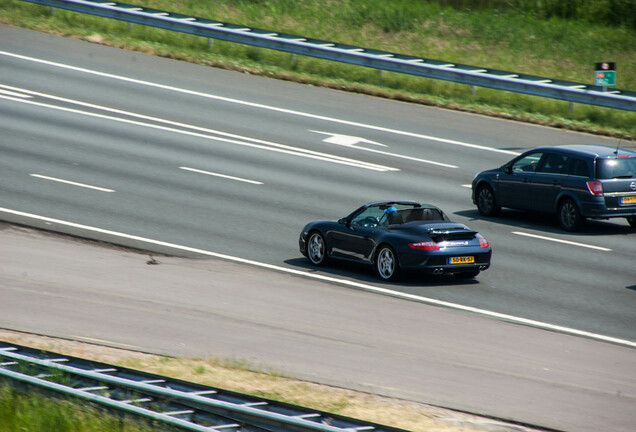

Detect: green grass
2,0,635,137
0,385,154,432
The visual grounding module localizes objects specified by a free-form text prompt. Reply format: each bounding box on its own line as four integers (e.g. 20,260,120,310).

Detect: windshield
596,157,636,179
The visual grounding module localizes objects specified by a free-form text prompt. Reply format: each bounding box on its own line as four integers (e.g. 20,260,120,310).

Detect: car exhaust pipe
433,268,444,275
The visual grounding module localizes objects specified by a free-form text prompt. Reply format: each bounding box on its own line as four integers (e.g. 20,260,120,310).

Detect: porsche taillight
478,235,489,248
409,241,439,251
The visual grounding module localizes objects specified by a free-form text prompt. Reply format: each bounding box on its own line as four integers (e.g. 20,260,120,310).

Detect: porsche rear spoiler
427,227,478,241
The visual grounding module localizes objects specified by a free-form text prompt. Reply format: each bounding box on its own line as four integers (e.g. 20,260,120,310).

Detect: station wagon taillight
409,241,439,251
586,180,603,196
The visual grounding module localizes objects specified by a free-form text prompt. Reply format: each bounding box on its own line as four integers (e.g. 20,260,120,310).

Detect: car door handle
552,180,561,185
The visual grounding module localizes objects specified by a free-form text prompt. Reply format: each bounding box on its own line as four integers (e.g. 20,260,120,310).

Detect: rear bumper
579,202,636,219
399,248,492,273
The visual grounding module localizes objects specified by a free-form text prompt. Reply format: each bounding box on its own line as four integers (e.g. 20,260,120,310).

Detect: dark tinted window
512,152,543,173
596,157,636,179
539,153,568,174
565,158,589,177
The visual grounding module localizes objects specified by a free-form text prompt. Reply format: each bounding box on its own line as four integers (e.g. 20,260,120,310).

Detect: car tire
454,269,480,278
306,231,327,266
476,184,501,217
558,198,583,232
627,216,636,227
375,245,400,281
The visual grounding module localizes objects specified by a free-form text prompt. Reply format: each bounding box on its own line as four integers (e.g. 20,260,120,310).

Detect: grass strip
0,330,495,432
1,0,635,138
0,384,155,432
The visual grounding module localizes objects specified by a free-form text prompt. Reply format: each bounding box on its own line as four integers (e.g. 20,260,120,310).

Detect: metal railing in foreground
0,342,405,432
21,0,636,112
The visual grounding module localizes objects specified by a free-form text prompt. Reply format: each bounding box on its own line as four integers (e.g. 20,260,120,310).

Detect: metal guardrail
20,0,636,112
0,342,406,432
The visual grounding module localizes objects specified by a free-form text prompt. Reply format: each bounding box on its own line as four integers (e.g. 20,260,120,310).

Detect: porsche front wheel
306,232,327,266
375,245,400,281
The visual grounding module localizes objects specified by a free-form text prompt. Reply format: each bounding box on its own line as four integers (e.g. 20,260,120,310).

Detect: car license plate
620,195,636,204
449,256,474,264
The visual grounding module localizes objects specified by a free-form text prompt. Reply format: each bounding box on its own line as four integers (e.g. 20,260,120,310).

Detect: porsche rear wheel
375,245,400,281
306,231,327,266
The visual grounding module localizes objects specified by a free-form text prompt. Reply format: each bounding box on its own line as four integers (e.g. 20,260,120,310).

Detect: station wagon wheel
306,231,327,266
627,216,636,228
375,245,400,281
476,184,501,216
558,198,583,232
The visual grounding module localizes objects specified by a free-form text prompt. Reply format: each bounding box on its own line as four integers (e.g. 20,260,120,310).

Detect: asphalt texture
1,222,634,432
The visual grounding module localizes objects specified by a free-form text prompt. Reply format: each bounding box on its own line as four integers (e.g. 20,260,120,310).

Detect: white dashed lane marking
513,231,612,252
30,174,115,193
179,166,263,185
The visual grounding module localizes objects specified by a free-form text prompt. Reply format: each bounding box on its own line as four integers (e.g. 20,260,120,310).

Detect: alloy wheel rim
309,235,323,262
562,203,576,227
479,188,492,211
378,249,394,278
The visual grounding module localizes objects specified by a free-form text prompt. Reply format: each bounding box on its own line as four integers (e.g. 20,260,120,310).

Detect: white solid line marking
0,50,519,156
0,84,398,172
462,184,472,188
0,88,31,98
179,167,263,185
30,174,115,192
512,231,612,252
0,206,632,348
1,94,395,172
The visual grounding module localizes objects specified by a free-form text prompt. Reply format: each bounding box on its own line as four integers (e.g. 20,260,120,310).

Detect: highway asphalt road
1,24,635,431
1,25,634,342
2,223,635,432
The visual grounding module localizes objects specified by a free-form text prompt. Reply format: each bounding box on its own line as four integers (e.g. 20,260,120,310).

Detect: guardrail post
290,53,296,66
471,85,476,96
50,7,55,15
208,38,213,49
128,22,133,33
378,69,383,79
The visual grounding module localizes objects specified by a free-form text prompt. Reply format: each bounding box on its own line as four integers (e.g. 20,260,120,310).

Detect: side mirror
338,218,348,225
502,164,512,174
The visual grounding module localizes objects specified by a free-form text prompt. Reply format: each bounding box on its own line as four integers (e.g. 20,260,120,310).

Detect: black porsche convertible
299,200,492,281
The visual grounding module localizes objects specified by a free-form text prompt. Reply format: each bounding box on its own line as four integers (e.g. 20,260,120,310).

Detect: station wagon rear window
597,157,636,179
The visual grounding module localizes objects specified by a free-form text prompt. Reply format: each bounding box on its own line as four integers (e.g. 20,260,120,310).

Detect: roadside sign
594,62,616,86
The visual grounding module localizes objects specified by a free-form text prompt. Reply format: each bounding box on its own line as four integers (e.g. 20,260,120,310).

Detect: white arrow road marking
311,130,387,147
0,51,520,156
310,130,458,169
0,91,397,172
